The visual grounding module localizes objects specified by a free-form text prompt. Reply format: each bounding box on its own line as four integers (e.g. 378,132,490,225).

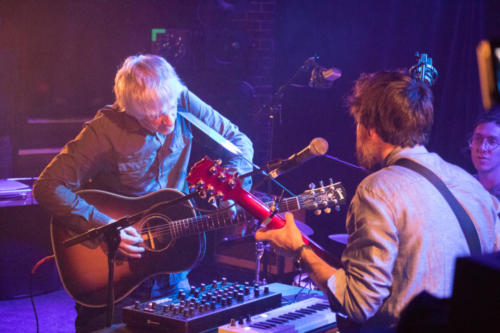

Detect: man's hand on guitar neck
255,213,336,293
255,212,305,255
118,226,145,258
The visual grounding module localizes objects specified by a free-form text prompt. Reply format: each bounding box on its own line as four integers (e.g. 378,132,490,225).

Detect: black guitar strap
394,158,482,255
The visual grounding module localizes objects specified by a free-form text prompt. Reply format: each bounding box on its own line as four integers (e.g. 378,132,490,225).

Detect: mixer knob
324,207,332,214
314,209,322,215
190,286,196,294
244,286,250,295
182,309,189,317
189,306,195,316
150,302,157,310
230,318,236,327
221,297,227,306
173,306,179,315
162,305,169,313
237,292,244,302
212,280,218,288
200,283,206,291
210,302,216,310
254,288,260,297
264,286,270,294
222,277,227,285
134,301,140,309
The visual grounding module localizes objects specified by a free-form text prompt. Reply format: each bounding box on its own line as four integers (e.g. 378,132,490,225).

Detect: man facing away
469,106,500,200
33,54,254,332
256,71,500,330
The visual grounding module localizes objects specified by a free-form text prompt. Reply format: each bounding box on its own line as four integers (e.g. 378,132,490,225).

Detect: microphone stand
62,192,196,327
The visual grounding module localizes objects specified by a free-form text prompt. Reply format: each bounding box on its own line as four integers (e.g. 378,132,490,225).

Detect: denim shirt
33,90,254,286
326,146,500,328
34,89,253,228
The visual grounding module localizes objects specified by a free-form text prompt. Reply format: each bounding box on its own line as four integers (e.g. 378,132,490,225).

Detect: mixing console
122,278,281,333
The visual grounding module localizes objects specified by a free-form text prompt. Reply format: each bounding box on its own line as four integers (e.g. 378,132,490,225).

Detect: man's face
470,122,500,174
355,123,383,171
137,102,178,135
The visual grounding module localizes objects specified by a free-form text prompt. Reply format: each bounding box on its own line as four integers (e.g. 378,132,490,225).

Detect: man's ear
366,127,377,138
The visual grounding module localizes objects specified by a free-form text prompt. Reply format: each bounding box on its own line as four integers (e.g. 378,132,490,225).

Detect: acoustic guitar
51,174,346,307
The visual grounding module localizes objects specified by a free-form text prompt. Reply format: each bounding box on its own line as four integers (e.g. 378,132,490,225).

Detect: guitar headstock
300,180,347,215
409,52,438,87
187,156,243,203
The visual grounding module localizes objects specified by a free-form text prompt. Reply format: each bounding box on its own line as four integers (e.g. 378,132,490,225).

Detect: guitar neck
169,196,304,238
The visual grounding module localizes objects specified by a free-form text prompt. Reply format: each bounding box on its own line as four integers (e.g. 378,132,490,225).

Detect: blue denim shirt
34,89,254,287
327,146,500,328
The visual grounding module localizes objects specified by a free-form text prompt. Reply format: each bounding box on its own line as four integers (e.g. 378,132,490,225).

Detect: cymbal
328,233,348,245
295,220,314,236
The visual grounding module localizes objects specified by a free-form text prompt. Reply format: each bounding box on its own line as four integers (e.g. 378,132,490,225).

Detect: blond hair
114,54,186,120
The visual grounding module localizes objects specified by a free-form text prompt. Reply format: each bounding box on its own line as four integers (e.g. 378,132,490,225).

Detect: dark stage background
1,0,500,244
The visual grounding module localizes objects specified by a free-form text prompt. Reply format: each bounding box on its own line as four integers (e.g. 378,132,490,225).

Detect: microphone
268,138,329,178
309,66,342,89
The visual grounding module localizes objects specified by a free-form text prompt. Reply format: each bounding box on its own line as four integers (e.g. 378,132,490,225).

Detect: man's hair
348,71,434,147
473,106,500,129
114,54,186,120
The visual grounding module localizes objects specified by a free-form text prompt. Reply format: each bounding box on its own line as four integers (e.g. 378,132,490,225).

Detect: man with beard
469,107,500,200
256,71,500,330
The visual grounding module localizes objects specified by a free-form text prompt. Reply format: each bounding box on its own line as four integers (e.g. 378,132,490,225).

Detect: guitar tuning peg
227,179,236,189
319,180,324,187
199,191,207,199
196,180,205,191
223,166,229,172
188,185,197,193
206,185,215,196
209,166,218,175
208,196,216,205
217,173,226,182
215,159,222,165
215,192,224,200
314,209,322,216
309,183,316,190
329,178,334,185
324,207,332,214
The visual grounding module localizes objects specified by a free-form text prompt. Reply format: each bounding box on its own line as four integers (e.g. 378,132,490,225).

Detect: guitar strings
135,197,309,239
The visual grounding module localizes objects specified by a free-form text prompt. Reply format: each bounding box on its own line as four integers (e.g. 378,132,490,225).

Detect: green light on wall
151,28,166,42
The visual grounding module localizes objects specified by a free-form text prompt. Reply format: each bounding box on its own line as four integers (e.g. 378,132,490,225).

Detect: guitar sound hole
140,213,173,252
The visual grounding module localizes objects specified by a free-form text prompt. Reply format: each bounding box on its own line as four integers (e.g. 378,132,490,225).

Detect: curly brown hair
348,71,434,147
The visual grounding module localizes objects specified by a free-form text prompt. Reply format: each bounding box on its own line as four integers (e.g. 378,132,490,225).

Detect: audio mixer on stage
122,278,281,333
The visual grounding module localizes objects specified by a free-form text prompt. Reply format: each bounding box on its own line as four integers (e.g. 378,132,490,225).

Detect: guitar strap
394,158,482,255
178,109,243,156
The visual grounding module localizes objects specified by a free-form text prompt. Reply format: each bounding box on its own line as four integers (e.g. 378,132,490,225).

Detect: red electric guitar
187,157,342,267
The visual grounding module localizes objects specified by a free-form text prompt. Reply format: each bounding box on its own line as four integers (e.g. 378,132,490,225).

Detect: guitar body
51,189,205,308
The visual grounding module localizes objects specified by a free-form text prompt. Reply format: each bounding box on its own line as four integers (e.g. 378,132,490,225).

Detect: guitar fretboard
169,196,304,239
